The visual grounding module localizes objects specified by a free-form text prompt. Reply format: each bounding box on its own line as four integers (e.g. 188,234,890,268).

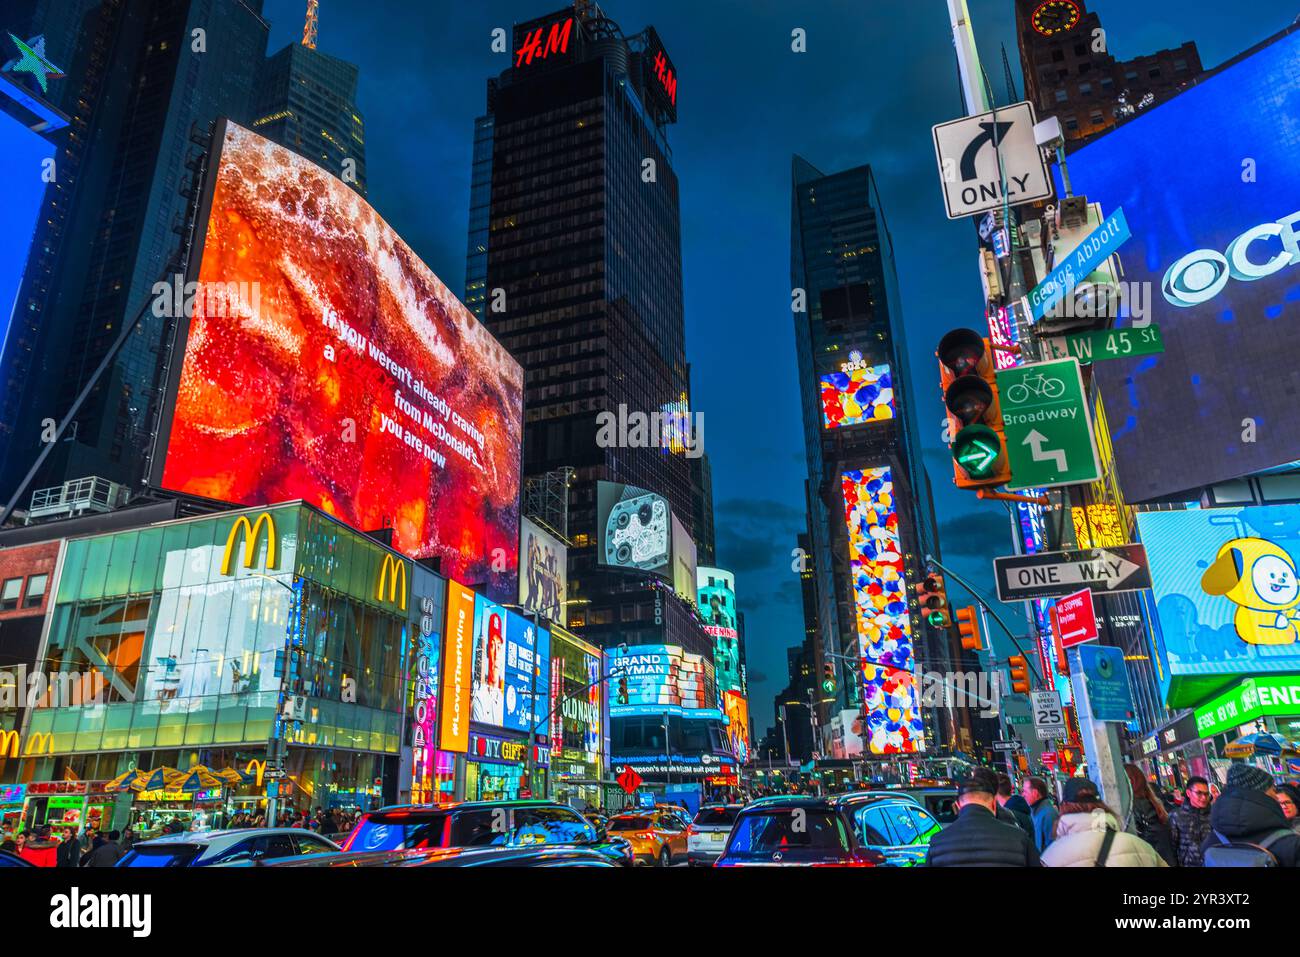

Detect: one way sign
994,544,1152,603
932,101,1054,219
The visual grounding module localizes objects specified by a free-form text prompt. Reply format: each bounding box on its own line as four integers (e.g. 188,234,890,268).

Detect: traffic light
1008,655,1030,694
617,675,629,705
822,662,836,694
937,328,1011,488
956,605,983,652
915,573,950,629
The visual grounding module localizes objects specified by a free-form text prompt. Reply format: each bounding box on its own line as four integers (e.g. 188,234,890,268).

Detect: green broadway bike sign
996,357,1101,490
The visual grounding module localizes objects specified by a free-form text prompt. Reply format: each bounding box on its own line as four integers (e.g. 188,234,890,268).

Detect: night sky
258,0,1300,736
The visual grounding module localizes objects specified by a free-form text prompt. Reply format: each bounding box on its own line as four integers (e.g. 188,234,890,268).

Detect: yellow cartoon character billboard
1200,538,1300,646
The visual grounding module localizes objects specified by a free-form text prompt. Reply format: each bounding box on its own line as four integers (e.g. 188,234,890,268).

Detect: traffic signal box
915,574,950,629
956,605,983,652
937,328,1011,488
822,662,836,694
1008,655,1030,694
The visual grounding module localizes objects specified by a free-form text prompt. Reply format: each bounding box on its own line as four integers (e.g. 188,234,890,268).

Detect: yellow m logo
24,732,53,756
221,513,277,576
0,730,18,758
245,758,266,786
377,554,408,610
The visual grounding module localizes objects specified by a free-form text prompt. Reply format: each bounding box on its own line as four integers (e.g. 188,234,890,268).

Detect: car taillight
686,825,697,837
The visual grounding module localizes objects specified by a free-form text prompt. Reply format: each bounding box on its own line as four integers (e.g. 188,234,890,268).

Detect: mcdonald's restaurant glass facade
14,503,436,816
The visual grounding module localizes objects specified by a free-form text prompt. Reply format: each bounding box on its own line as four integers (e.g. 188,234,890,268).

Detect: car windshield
346,814,448,851
119,844,202,867
608,816,652,831
694,807,739,826
725,810,848,859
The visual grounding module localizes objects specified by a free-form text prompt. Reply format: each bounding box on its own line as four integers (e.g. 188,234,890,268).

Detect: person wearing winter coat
1201,763,1300,866
81,830,125,867
56,828,82,868
1275,783,1300,834
1169,775,1213,866
1123,764,1176,865
925,768,1041,867
1041,779,1168,867
19,826,59,867
1021,777,1058,853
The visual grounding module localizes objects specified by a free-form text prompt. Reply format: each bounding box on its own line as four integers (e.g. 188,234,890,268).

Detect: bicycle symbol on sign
1006,372,1066,404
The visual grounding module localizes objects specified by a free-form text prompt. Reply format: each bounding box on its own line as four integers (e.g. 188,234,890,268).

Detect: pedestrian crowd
0,805,358,867
925,762,1300,867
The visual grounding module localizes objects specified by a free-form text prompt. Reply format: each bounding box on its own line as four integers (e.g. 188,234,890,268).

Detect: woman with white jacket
1041,778,1169,867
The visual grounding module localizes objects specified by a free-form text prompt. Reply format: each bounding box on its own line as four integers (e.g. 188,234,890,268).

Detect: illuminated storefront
549,627,606,808
14,503,428,831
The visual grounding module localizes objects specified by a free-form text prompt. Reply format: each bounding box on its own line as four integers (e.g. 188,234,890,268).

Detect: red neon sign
515,17,574,68
652,48,677,105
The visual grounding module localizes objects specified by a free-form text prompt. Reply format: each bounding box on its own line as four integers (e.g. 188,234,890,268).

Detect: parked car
653,803,694,830
850,795,943,865
117,828,340,867
263,844,617,868
0,850,34,868
606,808,688,866
715,795,887,867
340,800,633,866
687,804,743,866
894,787,959,825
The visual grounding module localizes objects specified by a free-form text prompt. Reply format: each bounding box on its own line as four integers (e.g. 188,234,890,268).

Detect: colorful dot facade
841,466,925,754
820,364,894,428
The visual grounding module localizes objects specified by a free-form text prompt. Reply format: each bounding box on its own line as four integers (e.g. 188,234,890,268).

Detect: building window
1073,42,1087,56
1125,69,1139,81
1054,88,1068,102
1149,67,1162,78
1079,82,1092,96
1064,117,1079,131
1051,49,1065,62
1089,111,1105,125
1101,76,1114,90
1078,62,1091,75
1,578,21,611
24,574,48,608
1174,58,1188,72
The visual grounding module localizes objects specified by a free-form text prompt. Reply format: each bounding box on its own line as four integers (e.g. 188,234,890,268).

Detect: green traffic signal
952,424,1001,478
822,678,836,693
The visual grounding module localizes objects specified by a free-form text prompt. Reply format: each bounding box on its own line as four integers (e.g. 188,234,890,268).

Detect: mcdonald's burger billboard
151,120,524,593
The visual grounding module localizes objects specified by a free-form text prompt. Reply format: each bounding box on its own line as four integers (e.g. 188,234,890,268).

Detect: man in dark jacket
56,828,81,868
996,773,1034,834
81,830,124,867
1022,777,1058,853
925,768,1040,867
1169,775,1213,866
1201,764,1300,867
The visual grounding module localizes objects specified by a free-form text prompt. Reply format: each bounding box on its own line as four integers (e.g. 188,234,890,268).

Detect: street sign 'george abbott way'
994,545,1151,603
932,101,1053,219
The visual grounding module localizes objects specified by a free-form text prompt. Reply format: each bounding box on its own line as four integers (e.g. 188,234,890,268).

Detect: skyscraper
790,157,942,756
251,3,366,195
0,0,269,506
1016,0,1202,143
470,4,724,782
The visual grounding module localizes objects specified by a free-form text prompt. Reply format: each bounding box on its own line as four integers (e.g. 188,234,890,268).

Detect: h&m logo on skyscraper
515,16,574,68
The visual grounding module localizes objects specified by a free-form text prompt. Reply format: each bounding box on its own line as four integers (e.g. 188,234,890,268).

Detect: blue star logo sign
3,34,65,94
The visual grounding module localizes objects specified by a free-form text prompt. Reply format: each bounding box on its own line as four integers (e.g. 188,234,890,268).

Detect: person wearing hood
1041,778,1168,867
1201,764,1300,866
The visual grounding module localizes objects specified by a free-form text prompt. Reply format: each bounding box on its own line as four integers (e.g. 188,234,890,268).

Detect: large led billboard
1068,28,1300,501
469,593,551,734
820,360,895,429
722,690,750,763
152,121,524,593
596,481,671,575
607,643,719,719
697,566,742,695
519,517,567,626
1136,504,1300,708
841,466,924,754
0,109,55,399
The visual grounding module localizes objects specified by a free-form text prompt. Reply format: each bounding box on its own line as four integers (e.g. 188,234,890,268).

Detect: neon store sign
652,47,677,105
515,16,574,68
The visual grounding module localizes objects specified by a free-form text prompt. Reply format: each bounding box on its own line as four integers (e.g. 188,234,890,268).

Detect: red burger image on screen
157,121,523,589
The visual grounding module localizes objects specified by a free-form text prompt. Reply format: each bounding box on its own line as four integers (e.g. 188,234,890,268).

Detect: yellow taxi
606,808,688,866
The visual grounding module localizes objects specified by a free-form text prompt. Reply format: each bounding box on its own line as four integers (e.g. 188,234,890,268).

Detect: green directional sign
1041,325,1165,364
996,357,1101,490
